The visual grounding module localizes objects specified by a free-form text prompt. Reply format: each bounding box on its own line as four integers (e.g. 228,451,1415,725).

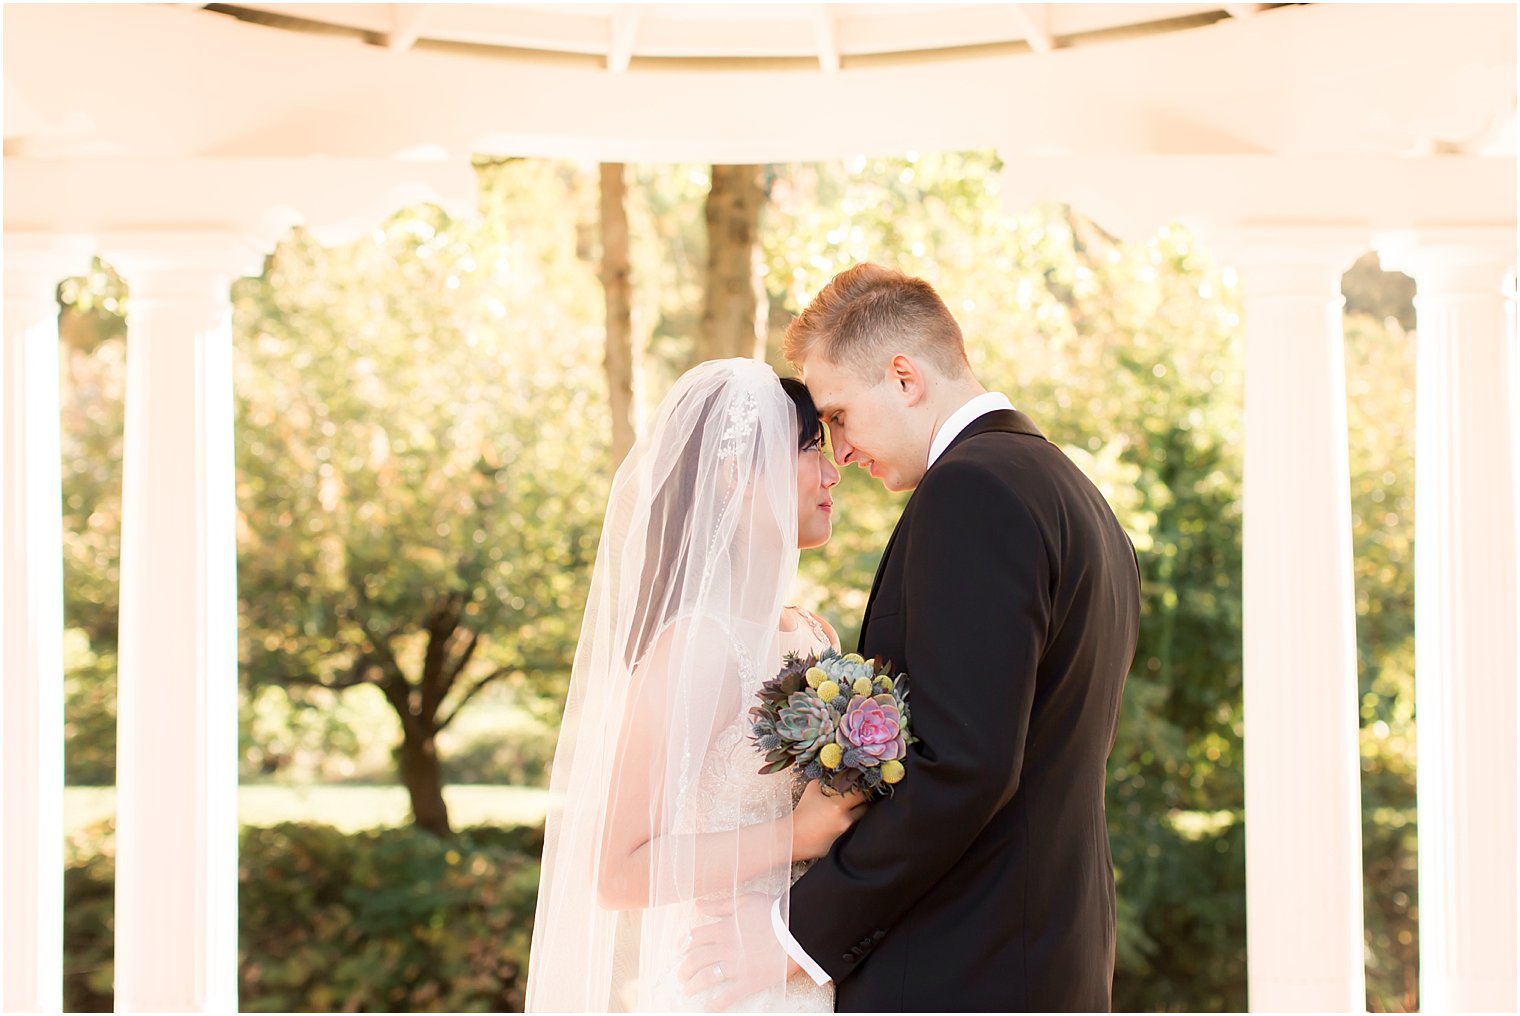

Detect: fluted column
3,235,92,1014
1383,227,1518,1012
107,234,257,1013
1235,227,1368,1012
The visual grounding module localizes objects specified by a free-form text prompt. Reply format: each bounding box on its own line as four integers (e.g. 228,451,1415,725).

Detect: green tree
1342,253,1419,1011
58,260,129,786
234,159,611,835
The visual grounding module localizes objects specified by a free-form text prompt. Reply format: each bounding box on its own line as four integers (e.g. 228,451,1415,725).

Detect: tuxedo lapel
857,510,906,652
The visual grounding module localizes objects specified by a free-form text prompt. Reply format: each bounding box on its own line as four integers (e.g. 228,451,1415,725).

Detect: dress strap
792,606,830,647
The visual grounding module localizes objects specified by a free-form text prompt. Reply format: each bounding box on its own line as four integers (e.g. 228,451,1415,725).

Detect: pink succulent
838,694,907,765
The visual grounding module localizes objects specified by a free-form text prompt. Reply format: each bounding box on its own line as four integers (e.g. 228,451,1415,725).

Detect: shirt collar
927,391,1016,469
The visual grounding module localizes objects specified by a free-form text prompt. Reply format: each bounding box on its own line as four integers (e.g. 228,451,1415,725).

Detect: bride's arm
595,626,862,911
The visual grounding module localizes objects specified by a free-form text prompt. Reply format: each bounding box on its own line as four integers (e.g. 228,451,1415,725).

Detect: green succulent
773,691,838,767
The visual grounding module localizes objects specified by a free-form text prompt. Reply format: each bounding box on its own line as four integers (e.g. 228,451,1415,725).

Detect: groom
684,264,1141,1011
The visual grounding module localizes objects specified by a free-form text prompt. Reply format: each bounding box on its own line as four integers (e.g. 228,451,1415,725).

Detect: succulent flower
837,694,907,766
775,691,837,765
752,649,912,799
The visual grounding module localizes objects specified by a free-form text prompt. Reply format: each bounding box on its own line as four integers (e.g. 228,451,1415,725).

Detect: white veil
527,358,801,1011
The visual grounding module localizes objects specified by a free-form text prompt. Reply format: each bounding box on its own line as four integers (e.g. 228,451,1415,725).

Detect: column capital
4,233,95,305
1219,224,1371,300
1374,225,1516,297
101,231,266,305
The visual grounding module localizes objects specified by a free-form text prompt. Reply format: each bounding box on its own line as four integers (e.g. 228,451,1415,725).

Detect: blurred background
55,151,1421,1011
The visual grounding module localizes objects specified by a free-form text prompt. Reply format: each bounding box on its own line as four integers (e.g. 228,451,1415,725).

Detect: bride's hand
791,779,869,860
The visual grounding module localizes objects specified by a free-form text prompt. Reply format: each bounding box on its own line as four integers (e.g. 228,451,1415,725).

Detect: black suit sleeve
787,458,1051,980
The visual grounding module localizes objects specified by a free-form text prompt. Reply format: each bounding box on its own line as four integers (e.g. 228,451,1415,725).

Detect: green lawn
64,784,549,835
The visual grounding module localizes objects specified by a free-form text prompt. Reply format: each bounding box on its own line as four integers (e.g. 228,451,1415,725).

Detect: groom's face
803,354,926,493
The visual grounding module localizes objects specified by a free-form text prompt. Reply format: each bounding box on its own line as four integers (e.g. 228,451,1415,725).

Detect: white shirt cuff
771,897,832,986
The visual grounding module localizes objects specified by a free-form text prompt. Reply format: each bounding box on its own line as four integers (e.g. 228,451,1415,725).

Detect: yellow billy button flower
842,653,866,665
805,666,827,688
876,676,895,692
816,680,841,703
852,677,874,697
819,742,844,770
881,759,905,784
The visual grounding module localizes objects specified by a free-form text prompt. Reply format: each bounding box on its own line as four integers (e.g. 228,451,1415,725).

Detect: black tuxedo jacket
788,410,1141,1012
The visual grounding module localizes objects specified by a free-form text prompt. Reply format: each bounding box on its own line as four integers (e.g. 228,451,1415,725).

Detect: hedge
64,821,544,1013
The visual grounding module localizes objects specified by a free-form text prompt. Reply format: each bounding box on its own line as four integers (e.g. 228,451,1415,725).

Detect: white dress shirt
926,391,1016,470
772,390,1016,986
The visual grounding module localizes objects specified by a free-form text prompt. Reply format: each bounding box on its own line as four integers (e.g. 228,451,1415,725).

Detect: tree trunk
699,164,768,364
600,163,638,468
398,725,452,837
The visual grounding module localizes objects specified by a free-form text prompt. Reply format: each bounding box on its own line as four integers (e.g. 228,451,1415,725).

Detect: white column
1235,227,1368,1012
3,235,92,1014
107,234,256,1013
1382,228,1518,1012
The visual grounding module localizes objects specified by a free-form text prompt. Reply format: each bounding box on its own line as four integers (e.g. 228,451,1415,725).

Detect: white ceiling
217,3,1256,64
4,3,1513,163
3,3,1513,242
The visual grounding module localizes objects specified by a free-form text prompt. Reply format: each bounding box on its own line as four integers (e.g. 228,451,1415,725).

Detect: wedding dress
526,359,827,1013
637,606,837,1012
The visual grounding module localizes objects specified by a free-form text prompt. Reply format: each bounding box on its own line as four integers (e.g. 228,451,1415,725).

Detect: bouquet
749,647,914,800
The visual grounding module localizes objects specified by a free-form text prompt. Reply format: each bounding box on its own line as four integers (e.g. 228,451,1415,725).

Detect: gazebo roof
6,3,1513,162
4,3,1514,244
182,4,1284,67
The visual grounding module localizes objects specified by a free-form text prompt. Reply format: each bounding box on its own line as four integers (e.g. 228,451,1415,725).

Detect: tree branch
348,568,413,657
281,654,382,692
436,665,514,731
443,627,482,688
379,671,428,742
420,592,465,722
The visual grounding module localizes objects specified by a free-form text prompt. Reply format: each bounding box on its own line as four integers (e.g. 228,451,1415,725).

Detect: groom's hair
782,263,970,380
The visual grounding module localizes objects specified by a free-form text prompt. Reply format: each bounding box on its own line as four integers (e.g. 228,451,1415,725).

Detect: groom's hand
678,892,800,1011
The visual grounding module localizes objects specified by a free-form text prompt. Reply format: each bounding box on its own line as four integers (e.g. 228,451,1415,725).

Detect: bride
526,358,860,1012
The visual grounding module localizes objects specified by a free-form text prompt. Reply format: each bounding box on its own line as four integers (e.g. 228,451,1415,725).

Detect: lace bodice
654,606,837,1012
694,607,833,832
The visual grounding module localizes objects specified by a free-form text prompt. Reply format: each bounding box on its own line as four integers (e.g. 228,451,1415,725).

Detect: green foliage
240,682,398,782
58,262,130,785
1344,300,1419,1011
63,819,543,1013
233,159,613,820
63,629,118,785
63,821,117,1012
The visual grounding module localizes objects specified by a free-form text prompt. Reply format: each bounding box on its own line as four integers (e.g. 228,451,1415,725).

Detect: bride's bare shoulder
636,616,739,669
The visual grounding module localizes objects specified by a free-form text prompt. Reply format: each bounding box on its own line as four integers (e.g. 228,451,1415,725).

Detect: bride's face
796,436,840,549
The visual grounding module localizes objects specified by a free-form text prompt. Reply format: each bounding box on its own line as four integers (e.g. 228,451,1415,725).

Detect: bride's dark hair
780,377,823,450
